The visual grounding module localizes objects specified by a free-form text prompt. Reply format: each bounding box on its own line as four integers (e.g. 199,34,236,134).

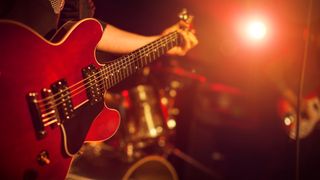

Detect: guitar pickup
51,79,74,123
82,64,104,104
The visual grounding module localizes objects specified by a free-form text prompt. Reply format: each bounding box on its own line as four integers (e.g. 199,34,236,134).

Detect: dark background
83,0,320,179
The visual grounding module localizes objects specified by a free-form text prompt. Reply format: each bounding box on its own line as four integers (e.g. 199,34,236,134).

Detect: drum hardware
103,84,179,163
122,155,178,180
163,144,223,180
67,73,222,179
68,144,178,180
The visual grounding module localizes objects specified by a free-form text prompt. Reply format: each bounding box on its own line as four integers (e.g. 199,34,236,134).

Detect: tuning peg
178,8,194,24
178,8,188,21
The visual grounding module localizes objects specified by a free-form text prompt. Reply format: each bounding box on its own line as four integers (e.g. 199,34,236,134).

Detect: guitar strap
48,0,65,14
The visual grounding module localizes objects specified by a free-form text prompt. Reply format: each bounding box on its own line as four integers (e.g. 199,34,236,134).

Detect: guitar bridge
26,89,60,139
26,79,74,139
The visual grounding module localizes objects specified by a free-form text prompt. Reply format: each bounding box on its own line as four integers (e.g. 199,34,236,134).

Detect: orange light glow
246,21,267,40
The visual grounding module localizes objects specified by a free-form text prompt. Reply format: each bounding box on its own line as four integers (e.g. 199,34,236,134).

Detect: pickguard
61,100,104,156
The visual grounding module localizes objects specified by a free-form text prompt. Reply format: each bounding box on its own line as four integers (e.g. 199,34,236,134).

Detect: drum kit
67,65,221,180
104,83,178,162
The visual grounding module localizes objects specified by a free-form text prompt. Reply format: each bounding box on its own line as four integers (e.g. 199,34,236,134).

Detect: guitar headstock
178,9,194,29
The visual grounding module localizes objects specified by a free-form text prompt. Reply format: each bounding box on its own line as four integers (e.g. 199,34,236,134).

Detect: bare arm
96,21,198,55
97,24,160,54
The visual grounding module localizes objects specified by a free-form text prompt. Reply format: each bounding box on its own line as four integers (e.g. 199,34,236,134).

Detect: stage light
246,21,267,40
167,119,176,129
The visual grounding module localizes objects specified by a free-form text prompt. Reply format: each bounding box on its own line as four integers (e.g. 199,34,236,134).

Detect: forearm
97,24,160,54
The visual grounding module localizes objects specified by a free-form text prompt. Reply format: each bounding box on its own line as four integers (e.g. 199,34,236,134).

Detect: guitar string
36,31,178,109
100,32,177,90
95,36,174,93
36,31,178,106
67,32,178,103
39,33,179,121
38,32,179,118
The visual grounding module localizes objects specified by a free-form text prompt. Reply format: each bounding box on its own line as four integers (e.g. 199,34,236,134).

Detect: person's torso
0,0,94,39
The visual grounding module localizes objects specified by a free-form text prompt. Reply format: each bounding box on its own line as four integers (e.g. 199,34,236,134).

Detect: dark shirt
0,0,105,39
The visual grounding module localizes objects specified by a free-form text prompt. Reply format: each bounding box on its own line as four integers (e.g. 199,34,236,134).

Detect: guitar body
0,19,120,179
278,93,320,140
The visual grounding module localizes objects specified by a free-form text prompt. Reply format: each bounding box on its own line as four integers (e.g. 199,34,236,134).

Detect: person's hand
162,21,198,56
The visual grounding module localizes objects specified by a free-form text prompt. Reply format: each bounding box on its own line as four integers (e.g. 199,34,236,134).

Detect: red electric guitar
0,11,191,179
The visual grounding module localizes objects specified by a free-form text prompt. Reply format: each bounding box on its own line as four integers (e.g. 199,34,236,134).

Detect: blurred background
68,0,320,179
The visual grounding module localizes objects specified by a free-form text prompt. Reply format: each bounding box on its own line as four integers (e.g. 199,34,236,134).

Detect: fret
106,68,111,89
118,66,124,81
98,68,105,93
108,74,112,89
117,66,122,83
101,66,107,89
133,58,137,71
170,39,174,49
124,57,132,76
124,64,129,78
115,69,120,85
132,52,143,69
156,48,160,58
152,49,157,60
166,40,170,51
99,31,180,90
160,45,165,55
105,65,110,88
119,67,124,83
109,63,115,87
152,48,157,60
119,68,125,81
110,75,115,88
105,74,110,90
104,66,108,90
129,54,136,73
100,66,106,91
148,50,153,62
174,33,179,46
144,53,149,65
137,50,144,67
175,33,180,47
154,48,159,59
138,53,143,68
121,57,128,77
133,57,139,71
128,57,133,76
119,69,123,84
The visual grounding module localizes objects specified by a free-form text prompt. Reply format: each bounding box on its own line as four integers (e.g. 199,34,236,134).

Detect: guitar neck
100,31,181,89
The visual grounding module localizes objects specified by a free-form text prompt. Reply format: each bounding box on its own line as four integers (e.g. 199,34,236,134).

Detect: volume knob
37,150,50,166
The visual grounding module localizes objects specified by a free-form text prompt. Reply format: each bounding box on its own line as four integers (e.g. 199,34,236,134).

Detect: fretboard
100,31,181,90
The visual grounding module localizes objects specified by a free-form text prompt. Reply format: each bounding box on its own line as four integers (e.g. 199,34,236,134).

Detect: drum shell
125,85,167,142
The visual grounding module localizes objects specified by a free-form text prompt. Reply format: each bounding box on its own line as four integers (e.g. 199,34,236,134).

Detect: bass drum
68,144,178,180
122,155,178,180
